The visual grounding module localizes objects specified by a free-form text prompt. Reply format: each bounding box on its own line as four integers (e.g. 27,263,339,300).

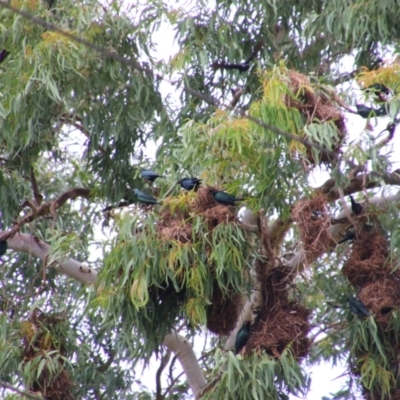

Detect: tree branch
163,332,207,399
0,188,92,242
4,232,97,284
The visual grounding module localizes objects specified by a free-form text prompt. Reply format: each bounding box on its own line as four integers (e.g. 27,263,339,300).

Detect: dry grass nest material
157,186,237,243
207,282,242,335
245,301,310,359
292,195,336,262
22,310,73,400
342,226,390,287
359,280,400,326
284,70,346,163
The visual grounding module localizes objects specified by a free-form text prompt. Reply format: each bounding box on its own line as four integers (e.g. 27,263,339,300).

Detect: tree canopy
1,0,400,399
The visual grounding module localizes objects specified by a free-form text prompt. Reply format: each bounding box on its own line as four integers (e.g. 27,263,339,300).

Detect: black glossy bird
177,177,202,191
0,240,7,257
235,321,252,354
337,230,356,244
347,295,370,318
211,40,264,73
0,49,10,64
133,189,160,205
209,189,244,206
363,83,391,98
356,104,388,118
349,195,363,216
141,169,165,183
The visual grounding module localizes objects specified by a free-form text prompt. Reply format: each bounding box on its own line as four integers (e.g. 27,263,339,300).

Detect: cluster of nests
21,309,73,400
283,70,346,165
291,193,400,396
292,194,400,327
342,215,400,327
152,186,244,335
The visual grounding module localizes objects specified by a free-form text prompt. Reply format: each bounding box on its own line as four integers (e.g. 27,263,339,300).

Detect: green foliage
201,349,309,400
94,201,256,359
1,0,400,398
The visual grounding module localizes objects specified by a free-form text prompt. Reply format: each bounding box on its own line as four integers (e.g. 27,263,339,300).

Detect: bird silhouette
0,50,10,64
235,321,252,354
363,83,391,98
0,240,7,257
133,189,160,205
337,230,356,244
347,295,370,318
211,40,264,73
177,177,202,191
356,104,388,118
349,195,363,216
209,189,244,206
141,169,165,183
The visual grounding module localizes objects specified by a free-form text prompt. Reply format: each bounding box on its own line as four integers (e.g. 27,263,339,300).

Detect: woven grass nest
22,310,74,400
284,70,346,164
292,194,336,263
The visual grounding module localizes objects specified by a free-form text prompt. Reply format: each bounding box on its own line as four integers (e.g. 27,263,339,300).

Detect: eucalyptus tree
1,0,400,399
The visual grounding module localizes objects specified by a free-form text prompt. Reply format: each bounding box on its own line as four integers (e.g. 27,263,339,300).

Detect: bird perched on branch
177,177,202,191
235,321,252,354
141,169,165,183
211,40,264,73
349,195,363,216
209,189,244,206
133,189,161,205
347,295,370,318
0,240,7,257
355,104,388,118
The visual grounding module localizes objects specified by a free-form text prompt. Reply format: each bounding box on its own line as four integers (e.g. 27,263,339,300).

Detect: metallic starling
132,189,160,205
141,169,165,183
211,40,264,73
177,177,202,191
209,189,244,206
235,321,252,354
347,295,370,318
349,195,363,216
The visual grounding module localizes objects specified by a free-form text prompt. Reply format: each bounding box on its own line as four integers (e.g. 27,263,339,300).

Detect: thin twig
0,188,92,242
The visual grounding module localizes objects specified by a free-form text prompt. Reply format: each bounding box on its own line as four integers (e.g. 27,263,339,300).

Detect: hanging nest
342,222,390,287
206,282,243,335
21,309,74,400
245,300,310,359
358,280,400,326
244,263,311,359
284,70,346,164
157,186,238,243
292,194,336,263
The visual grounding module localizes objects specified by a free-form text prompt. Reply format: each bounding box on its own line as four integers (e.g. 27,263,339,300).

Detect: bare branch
0,188,92,242
156,350,171,400
5,232,97,283
30,166,43,206
60,117,107,155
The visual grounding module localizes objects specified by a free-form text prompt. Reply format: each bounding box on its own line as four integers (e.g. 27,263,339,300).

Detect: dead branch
0,188,92,242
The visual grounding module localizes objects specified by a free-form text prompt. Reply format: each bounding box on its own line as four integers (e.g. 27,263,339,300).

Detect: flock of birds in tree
0,39,383,356
134,169,244,206
137,169,370,355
